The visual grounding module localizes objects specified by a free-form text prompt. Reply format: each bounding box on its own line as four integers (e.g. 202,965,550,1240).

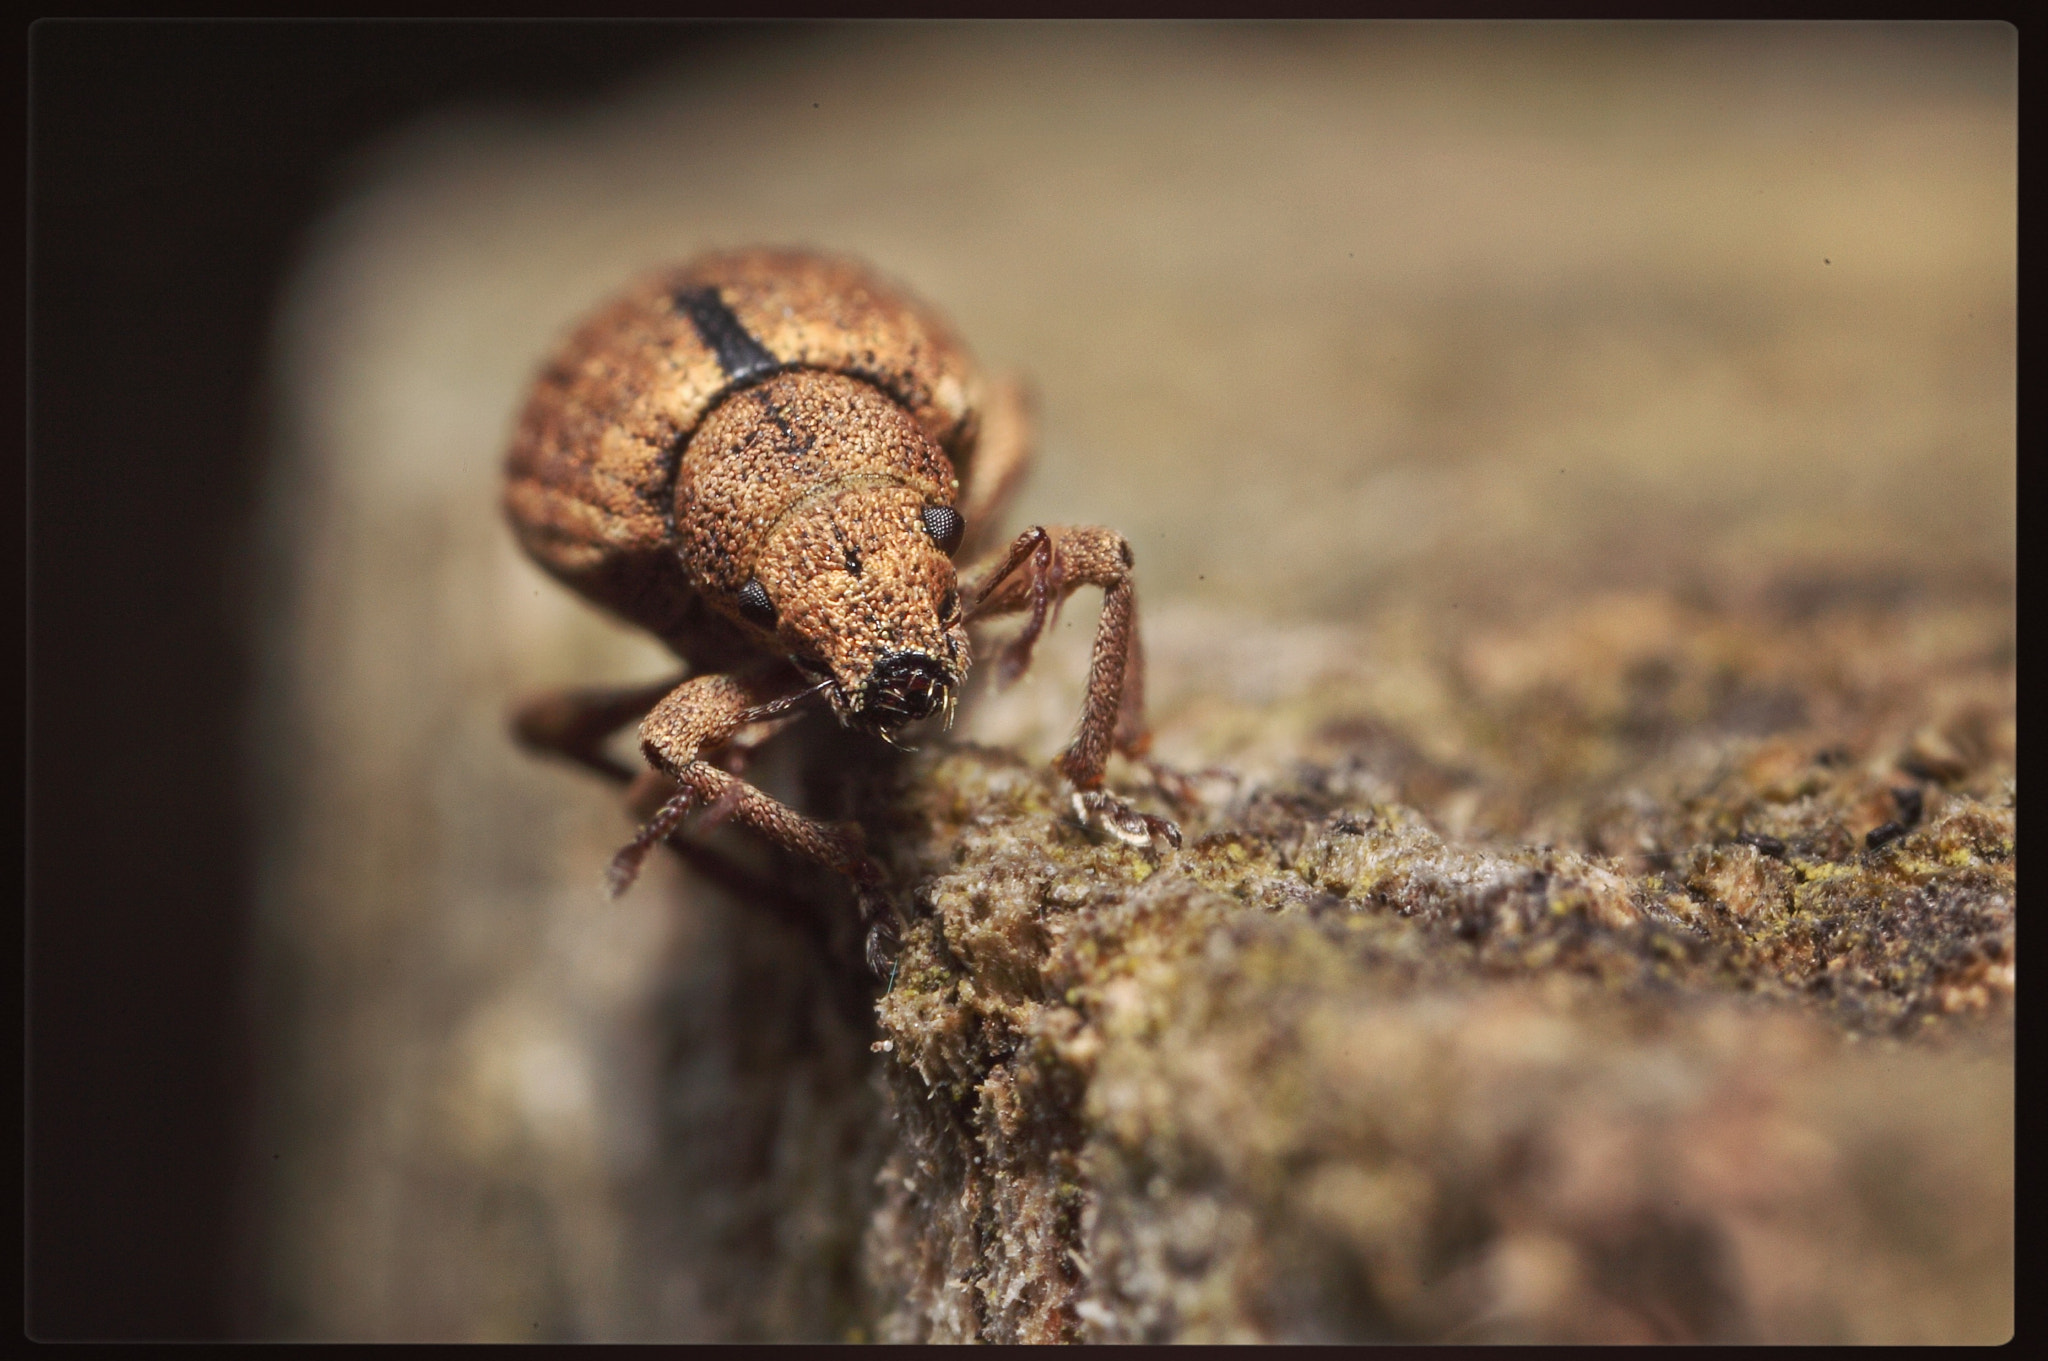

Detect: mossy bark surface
856,589,2011,1343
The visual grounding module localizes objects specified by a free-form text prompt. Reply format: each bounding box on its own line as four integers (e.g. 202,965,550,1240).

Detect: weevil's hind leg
512,675,687,783
967,525,1181,851
953,375,1035,560
622,704,806,821
613,669,888,900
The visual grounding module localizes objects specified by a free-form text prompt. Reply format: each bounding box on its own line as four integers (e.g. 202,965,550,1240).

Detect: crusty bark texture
854,587,2012,1343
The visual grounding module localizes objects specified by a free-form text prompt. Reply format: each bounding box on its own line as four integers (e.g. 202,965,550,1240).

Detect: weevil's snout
856,651,953,729
752,481,970,736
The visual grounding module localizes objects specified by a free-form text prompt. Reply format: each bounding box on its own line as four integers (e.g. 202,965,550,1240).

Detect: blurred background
28,21,2012,1340
30,23,760,1338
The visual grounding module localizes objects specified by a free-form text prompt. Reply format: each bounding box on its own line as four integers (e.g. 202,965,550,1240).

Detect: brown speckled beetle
505,250,1178,928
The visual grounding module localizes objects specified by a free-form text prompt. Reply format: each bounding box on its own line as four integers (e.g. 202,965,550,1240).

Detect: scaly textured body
504,249,1176,953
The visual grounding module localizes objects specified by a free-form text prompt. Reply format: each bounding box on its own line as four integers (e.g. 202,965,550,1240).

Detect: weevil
504,250,1179,936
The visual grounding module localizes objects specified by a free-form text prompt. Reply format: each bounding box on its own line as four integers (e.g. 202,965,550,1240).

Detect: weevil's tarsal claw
853,879,910,978
864,914,899,978
1072,789,1182,852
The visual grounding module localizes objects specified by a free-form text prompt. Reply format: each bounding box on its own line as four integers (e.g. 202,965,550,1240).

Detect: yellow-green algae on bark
856,590,2012,1344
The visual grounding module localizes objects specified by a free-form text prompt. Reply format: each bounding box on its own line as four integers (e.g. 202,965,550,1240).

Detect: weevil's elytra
506,249,1177,954
673,285,782,384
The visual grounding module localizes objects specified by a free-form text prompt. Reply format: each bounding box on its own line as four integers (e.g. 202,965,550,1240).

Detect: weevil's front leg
967,526,1180,851
514,674,798,822
609,669,885,898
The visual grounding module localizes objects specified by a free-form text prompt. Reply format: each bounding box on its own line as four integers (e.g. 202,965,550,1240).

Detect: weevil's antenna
736,676,832,724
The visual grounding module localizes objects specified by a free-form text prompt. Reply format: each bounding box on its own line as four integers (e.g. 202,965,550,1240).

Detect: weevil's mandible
504,250,1178,945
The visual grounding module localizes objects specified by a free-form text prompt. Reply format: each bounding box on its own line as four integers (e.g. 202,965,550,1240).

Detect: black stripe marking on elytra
674,286,781,384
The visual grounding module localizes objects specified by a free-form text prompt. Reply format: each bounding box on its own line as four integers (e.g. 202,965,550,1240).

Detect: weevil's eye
736,578,777,629
940,587,960,622
921,505,965,556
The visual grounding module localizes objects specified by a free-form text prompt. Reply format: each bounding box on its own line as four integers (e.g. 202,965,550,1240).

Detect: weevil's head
676,371,973,737
753,481,970,734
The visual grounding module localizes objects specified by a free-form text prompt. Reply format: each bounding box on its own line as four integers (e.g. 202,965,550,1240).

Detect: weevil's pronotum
504,250,1179,932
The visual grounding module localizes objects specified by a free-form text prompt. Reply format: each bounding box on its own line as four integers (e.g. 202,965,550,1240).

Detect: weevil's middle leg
952,375,1036,560
966,525,1180,850
966,526,1059,684
613,668,887,898
513,675,686,783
